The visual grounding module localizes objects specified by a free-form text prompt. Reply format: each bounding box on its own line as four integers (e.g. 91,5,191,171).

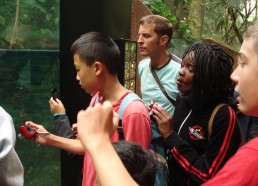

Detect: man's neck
150,51,171,69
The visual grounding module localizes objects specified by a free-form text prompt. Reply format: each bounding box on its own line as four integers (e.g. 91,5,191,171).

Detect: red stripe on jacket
171,105,236,181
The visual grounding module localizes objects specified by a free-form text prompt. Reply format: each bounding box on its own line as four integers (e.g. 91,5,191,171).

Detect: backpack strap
117,93,142,139
118,93,141,118
93,93,141,139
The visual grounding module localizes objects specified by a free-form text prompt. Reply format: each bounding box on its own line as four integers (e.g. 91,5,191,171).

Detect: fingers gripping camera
18,124,50,140
149,100,158,116
18,125,37,139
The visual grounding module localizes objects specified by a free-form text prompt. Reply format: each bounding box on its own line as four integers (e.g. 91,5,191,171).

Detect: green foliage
0,16,5,25
142,0,257,50
0,0,59,49
142,0,192,39
202,0,257,48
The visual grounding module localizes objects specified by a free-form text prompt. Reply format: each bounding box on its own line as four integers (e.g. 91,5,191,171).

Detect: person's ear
94,61,103,76
160,35,169,47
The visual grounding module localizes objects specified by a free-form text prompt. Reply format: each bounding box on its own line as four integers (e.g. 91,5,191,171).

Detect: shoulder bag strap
149,62,176,106
208,104,225,140
208,103,246,145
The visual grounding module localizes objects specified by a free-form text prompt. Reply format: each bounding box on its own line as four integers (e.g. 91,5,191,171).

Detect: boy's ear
94,61,103,75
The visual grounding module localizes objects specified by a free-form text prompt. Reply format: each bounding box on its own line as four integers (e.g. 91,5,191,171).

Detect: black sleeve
54,115,74,138
164,105,242,184
54,115,78,157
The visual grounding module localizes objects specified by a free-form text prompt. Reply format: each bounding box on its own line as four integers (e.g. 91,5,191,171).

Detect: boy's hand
24,121,51,145
77,101,119,150
49,97,66,114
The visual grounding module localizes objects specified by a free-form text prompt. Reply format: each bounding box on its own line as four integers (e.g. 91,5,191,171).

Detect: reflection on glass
0,0,60,185
0,50,60,186
124,41,137,92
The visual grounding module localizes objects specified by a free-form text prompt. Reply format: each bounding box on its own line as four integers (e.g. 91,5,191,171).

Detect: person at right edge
152,43,243,185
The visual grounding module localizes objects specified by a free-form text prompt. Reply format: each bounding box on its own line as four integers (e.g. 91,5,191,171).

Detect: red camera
18,125,37,139
149,101,158,116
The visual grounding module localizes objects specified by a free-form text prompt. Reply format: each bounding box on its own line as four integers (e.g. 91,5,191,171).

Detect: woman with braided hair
152,43,243,185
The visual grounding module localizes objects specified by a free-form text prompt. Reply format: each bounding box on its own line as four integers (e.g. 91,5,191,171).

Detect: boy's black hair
71,32,120,74
112,141,157,186
182,43,236,111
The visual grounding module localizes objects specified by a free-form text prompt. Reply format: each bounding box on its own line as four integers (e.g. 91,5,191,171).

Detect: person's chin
241,104,258,117
140,51,148,56
176,82,186,93
238,103,250,115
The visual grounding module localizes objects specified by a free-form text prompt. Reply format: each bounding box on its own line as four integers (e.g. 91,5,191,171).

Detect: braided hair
182,43,235,111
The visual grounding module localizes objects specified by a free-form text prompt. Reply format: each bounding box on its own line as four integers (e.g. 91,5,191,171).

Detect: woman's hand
152,105,174,138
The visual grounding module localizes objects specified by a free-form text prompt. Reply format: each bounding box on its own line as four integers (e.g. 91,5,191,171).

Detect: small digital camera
149,101,157,116
149,102,157,110
18,125,37,139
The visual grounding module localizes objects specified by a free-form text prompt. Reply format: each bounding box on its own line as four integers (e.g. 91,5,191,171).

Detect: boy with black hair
26,32,151,186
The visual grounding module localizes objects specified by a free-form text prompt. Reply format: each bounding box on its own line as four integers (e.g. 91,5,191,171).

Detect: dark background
60,0,132,185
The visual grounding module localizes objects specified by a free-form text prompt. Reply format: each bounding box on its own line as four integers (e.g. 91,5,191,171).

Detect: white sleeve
0,106,24,186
